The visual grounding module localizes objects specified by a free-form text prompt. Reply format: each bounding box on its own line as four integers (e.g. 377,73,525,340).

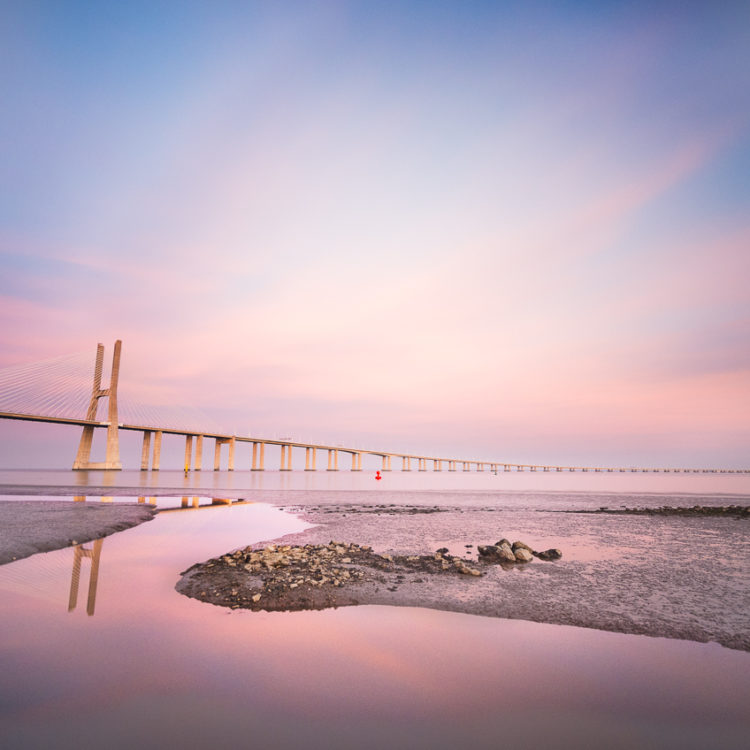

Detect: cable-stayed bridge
0,341,746,474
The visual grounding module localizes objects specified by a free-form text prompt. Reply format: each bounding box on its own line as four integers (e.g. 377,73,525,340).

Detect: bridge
0,341,746,474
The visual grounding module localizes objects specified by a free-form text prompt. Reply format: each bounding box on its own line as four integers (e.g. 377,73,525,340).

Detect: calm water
0,471,749,749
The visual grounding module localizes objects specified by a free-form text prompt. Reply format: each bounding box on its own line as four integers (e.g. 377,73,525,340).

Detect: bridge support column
184,435,193,472
305,447,311,470
418,458,426,471
228,437,235,471
214,440,222,471
195,435,203,471
351,452,362,471
402,456,410,471
327,449,338,471
153,431,162,470
251,441,266,470
140,431,151,471
280,444,288,471
357,452,362,470
433,459,440,471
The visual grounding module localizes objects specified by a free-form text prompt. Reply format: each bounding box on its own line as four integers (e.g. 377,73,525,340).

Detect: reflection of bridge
66,495,251,616
1,341,747,474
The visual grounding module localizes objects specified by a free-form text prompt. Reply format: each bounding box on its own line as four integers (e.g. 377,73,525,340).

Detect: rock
478,544,516,563
534,548,562,561
512,541,533,553
251,593,261,602
494,538,512,548
436,547,449,555
513,548,533,563
454,561,482,576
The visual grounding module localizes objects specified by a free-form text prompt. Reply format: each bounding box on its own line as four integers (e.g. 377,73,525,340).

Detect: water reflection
0,497,748,750
68,539,103,616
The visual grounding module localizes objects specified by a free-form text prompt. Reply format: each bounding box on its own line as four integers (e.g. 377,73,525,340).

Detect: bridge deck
1,411,746,473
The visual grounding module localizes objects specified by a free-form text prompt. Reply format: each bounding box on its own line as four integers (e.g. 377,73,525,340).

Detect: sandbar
0,500,157,564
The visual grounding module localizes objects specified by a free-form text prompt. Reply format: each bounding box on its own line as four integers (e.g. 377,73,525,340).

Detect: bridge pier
152,431,162,470
402,456,411,471
351,452,362,471
195,435,203,471
434,459,441,471
184,435,193,472
252,441,266,470
140,431,151,471
212,437,235,470
305,446,316,470
327,449,339,471
280,444,293,471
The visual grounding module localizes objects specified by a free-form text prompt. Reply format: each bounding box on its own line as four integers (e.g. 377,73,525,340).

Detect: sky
1,0,749,468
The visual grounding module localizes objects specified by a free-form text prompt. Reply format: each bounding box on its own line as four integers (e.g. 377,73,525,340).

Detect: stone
494,538,512,548
478,544,516,563
512,541,533,553
534,548,562,561
436,547,449,555
251,593,261,602
514,548,533,563
454,561,482,576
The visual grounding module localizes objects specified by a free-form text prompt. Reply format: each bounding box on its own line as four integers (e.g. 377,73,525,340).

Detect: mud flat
0,500,157,564
177,501,750,652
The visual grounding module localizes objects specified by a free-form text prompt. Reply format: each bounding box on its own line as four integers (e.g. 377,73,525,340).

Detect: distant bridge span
0,341,747,474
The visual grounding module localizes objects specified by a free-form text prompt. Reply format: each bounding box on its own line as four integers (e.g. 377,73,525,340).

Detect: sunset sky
1,1,749,468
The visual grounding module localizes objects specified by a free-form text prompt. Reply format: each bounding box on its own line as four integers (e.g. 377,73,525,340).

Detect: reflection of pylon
72,341,122,470
68,538,104,616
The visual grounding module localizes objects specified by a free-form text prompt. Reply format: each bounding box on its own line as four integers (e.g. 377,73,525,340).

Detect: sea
0,468,748,750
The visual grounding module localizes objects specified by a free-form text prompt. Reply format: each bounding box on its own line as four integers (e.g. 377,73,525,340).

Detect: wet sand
179,500,750,652
0,500,156,564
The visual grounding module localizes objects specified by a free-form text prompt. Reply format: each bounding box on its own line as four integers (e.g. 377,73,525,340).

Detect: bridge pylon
72,340,122,470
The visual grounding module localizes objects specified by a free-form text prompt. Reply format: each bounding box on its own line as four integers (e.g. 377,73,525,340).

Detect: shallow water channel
0,489,749,750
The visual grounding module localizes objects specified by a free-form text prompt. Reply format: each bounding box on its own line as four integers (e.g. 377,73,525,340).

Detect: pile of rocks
177,538,564,612
477,538,562,564
180,541,486,612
